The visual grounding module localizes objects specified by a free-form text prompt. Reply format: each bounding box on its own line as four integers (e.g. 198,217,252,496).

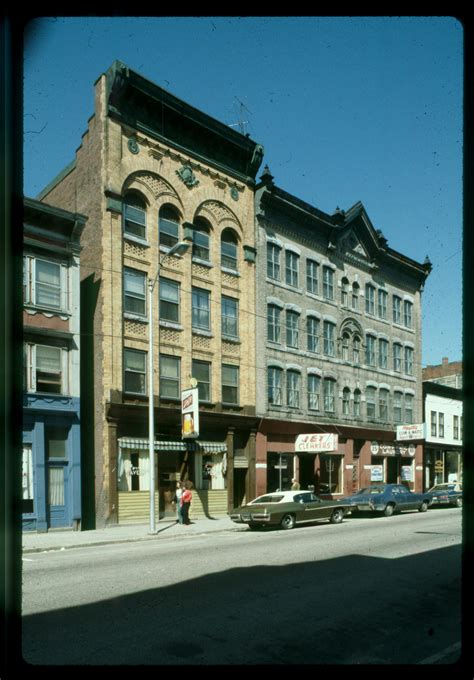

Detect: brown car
230,490,350,530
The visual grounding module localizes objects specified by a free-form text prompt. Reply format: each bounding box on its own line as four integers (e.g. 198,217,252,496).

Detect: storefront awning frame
118,437,227,454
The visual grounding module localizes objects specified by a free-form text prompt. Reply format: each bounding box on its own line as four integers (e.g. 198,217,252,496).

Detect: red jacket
181,489,192,505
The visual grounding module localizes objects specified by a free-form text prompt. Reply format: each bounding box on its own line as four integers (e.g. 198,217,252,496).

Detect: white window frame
285,251,299,287
267,243,281,280
124,267,146,317
307,317,319,353
24,255,68,312
267,305,281,344
268,366,283,406
286,370,301,408
322,266,334,300
159,354,181,399
192,287,211,331
306,259,319,294
124,348,147,395
25,342,68,395
308,374,320,411
286,310,299,349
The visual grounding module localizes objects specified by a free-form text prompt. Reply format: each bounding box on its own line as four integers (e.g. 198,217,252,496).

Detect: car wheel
383,503,395,517
455,497,462,508
248,524,260,531
419,501,428,513
280,514,296,530
330,508,344,524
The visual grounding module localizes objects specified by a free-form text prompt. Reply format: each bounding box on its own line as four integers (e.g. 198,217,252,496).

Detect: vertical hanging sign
182,387,199,439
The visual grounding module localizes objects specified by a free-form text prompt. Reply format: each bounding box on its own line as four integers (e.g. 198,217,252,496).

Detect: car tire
248,524,260,531
455,497,462,508
419,501,428,513
330,508,344,524
383,503,395,517
280,514,296,530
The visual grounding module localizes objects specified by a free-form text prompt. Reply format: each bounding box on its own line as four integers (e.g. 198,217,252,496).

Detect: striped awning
118,437,226,454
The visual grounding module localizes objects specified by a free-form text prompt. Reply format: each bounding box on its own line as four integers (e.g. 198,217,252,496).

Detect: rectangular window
366,387,376,419
46,426,69,458
286,311,299,349
24,256,66,311
192,360,211,402
378,339,388,369
222,296,238,338
438,412,445,438
307,317,319,353
405,395,413,424
404,300,413,328
267,243,281,280
285,251,299,287
267,305,281,344
26,344,65,394
342,389,350,416
393,344,402,372
306,259,319,294
222,364,239,404
124,268,146,317
453,415,459,440
192,288,211,331
378,290,388,319
268,367,283,406
48,467,65,506
193,230,210,261
287,371,300,408
431,411,437,437
353,336,361,365
404,347,414,375
124,348,146,394
379,390,389,421
323,321,335,356
124,203,146,240
322,267,334,300
365,336,376,366
393,295,402,324
353,391,361,417
160,278,180,323
365,284,375,315
394,393,403,423
159,216,179,248
308,375,320,410
323,379,335,413
159,355,180,399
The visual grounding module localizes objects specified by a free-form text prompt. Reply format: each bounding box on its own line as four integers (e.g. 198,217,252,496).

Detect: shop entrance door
386,456,399,484
298,454,316,491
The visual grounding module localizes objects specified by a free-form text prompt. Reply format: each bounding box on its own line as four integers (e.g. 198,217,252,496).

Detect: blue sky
22,16,463,368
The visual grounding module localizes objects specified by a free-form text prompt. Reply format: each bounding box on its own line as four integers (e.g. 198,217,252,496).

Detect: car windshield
249,494,285,504
429,484,456,492
357,487,384,495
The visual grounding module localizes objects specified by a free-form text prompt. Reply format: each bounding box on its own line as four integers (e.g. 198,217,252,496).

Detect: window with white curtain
25,343,67,394
24,256,67,311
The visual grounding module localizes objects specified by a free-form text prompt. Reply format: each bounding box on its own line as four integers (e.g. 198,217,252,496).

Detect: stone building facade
255,168,432,496
37,61,264,526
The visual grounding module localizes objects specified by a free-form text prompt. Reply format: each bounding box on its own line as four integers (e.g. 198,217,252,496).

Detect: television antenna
229,97,252,135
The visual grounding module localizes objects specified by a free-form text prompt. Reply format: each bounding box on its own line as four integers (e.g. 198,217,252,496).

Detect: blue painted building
22,198,87,531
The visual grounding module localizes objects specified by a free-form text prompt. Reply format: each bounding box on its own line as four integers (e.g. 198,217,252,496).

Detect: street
22,509,462,665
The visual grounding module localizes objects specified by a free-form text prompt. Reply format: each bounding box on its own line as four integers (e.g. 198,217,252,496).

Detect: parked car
342,484,431,517
426,482,462,508
230,490,351,530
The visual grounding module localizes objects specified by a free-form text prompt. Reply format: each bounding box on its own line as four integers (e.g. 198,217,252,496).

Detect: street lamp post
148,240,191,534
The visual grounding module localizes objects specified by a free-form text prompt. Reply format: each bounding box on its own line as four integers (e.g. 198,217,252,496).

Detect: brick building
23,198,86,530
37,61,264,526
254,167,432,496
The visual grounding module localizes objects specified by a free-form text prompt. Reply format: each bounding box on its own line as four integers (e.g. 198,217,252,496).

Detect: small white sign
295,433,338,453
345,465,354,470
256,463,267,469
396,424,425,441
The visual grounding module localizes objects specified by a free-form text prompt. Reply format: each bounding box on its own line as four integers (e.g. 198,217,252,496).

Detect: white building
423,381,462,490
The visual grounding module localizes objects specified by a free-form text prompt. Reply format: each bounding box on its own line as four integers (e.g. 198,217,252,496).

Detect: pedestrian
174,481,184,524
181,482,193,525
291,478,300,490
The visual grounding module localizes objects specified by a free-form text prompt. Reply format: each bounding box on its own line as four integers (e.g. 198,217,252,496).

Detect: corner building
38,61,264,526
255,168,431,497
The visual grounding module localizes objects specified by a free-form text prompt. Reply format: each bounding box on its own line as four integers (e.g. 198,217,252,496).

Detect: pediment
338,229,370,260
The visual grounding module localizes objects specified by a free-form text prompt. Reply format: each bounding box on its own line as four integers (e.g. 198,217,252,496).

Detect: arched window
123,192,147,240
287,370,301,408
342,387,351,415
352,282,360,311
159,205,180,248
221,229,238,271
341,277,349,306
353,389,361,417
341,332,350,361
353,334,361,365
193,217,211,262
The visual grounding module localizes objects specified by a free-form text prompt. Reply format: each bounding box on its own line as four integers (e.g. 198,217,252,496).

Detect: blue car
343,483,431,517
427,483,462,508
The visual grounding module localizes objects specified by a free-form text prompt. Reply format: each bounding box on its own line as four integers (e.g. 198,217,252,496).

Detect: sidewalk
22,515,246,554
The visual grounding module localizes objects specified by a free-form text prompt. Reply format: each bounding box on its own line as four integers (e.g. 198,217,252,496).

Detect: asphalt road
22,508,462,665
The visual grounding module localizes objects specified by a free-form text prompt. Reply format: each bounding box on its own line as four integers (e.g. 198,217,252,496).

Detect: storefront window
319,455,342,494
22,444,34,513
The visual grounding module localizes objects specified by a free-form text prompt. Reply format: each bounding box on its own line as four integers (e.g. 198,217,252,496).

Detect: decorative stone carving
176,164,200,188
198,200,239,226
127,137,139,154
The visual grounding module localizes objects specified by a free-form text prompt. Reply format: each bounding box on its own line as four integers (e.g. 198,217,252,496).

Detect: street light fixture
148,240,191,534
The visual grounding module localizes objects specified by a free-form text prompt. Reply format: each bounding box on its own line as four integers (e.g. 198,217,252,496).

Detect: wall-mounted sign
371,465,384,482
371,441,416,457
401,465,414,481
396,424,425,441
295,433,338,453
181,388,199,439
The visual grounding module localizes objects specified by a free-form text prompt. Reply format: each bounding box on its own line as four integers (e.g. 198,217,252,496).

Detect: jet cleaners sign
295,433,338,453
